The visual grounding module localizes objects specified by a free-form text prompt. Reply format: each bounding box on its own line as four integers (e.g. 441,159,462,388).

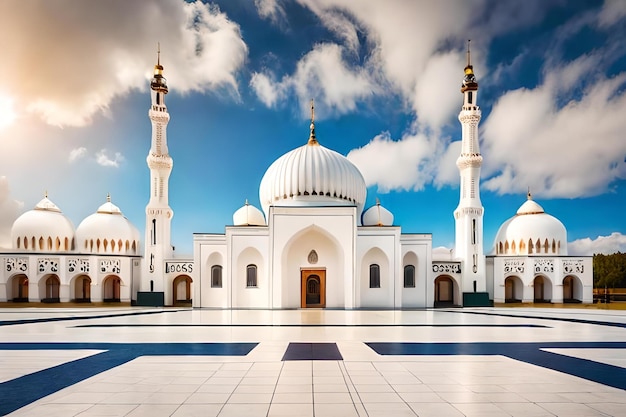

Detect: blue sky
0,0,625,256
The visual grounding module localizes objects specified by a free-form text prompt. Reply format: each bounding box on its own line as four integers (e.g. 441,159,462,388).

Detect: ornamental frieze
5,257,28,273
534,259,554,274
503,259,524,274
38,258,60,274
100,259,121,274
562,260,584,274
432,262,461,274
68,259,90,274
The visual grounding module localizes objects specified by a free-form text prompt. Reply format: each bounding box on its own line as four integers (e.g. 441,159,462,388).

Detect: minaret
454,40,486,294
143,45,174,294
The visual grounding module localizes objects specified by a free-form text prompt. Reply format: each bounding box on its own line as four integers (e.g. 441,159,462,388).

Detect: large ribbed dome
75,196,140,254
494,194,567,256
259,119,367,220
11,197,75,251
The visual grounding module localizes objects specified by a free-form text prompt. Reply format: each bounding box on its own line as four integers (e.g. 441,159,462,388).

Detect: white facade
0,48,593,308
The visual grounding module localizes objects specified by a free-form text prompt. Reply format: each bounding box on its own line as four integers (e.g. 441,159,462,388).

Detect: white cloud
96,149,124,168
255,0,287,25
597,0,626,28
569,232,626,255
482,69,626,198
0,0,247,127
250,72,285,108
68,147,87,163
347,130,438,192
251,43,377,118
0,177,23,248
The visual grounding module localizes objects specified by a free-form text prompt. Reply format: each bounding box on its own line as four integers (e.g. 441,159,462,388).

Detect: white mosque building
0,48,593,308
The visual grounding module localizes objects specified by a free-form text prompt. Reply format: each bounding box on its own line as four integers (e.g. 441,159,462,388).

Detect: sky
0,0,625,257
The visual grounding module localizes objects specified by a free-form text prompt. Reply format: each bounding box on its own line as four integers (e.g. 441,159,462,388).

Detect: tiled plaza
1,307,625,416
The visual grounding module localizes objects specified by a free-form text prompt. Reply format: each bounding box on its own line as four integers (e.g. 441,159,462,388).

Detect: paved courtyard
0,307,625,416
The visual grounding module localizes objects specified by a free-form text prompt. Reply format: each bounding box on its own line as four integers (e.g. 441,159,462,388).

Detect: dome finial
466,39,471,67
308,99,318,145
244,199,249,206
44,190,48,199
527,187,532,200
157,42,161,66
107,193,111,203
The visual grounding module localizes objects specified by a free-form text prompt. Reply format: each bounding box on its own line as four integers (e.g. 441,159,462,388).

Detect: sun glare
0,94,17,130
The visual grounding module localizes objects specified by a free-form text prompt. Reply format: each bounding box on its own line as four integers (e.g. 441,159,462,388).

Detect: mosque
0,48,593,308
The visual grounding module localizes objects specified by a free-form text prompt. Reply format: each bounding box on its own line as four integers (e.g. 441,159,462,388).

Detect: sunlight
0,94,17,130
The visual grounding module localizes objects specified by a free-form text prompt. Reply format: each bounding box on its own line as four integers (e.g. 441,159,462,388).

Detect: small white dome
362,200,394,226
11,197,75,251
494,194,567,256
233,200,266,226
259,120,367,221
75,196,140,254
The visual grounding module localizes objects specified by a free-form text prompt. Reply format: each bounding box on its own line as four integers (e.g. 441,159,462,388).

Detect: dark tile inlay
366,341,626,391
282,342,343,361
0,342,257,415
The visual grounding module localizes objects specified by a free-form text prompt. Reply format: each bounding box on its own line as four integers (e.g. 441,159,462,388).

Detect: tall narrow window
246,264,257,288
404,265,415,288
152,219,156,245
468,91,473,104
369,264,380,288
471,219,476,244
211,265,223,288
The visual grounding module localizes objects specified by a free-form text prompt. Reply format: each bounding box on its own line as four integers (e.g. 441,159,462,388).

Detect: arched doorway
10,274,29,302
73,275,91,302
103,276,121,302
563,276,581,303
301,269,326,308
434,276,455,307
504,276,522,303
533,276,552,303
42,275,60,303
172,275,192,306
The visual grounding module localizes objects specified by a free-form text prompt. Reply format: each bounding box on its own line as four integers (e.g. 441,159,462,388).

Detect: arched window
552,239,556,253
369,264,380,288
211,265,223,288
511,240,516,254
404,265,415,288
504,241,509,254
246,264,257,288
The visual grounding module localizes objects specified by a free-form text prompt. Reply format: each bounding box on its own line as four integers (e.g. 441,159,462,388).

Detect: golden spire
464,39,474,75
308,99,318,145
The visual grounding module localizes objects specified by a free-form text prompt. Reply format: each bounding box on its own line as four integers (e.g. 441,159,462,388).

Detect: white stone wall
270,206,356,309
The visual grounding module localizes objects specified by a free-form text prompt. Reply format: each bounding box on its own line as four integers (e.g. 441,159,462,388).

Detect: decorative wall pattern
504,259,525,274
38,258,60,274
5,257,28,273
68,259,90,274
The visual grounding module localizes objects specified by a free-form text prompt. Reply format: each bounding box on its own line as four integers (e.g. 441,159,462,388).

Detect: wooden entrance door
301,269,326,308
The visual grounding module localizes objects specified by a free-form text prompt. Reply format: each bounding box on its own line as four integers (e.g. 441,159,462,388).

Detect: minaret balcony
147,153,173,170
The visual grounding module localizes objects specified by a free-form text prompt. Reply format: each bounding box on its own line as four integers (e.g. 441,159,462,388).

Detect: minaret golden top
461,39,478,93
308,99,318,145
151,43,168,93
